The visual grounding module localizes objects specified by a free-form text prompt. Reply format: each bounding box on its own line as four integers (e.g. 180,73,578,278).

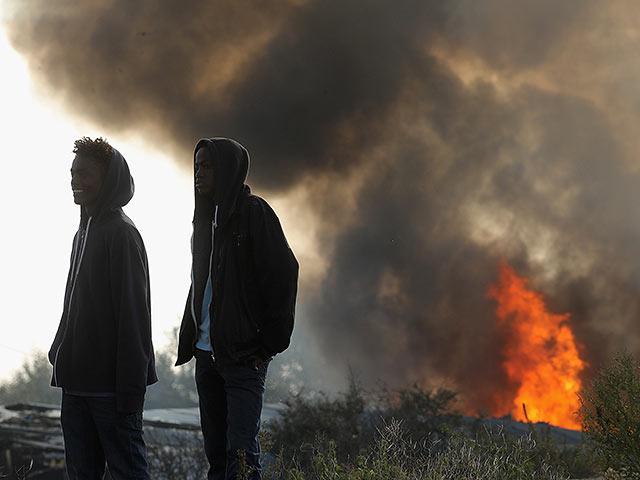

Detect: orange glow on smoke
488,262,586,430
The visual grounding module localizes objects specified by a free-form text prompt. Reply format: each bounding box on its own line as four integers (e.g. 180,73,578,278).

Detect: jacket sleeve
249,198,299,357
109,226,156,412
175,286,196,366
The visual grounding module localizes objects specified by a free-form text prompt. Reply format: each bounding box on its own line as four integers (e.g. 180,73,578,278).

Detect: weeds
259,421,571,480
0,461,33,480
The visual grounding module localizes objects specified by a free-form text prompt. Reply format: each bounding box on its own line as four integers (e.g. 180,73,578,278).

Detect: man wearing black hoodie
49,137,157,479
176,138,298,480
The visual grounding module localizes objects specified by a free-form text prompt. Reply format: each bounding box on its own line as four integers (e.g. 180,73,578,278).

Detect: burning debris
488,262,586,430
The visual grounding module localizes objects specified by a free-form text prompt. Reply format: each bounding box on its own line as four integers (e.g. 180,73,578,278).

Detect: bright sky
0,26,194,381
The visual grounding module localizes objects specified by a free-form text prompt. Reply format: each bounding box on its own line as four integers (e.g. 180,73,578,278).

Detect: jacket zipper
53,217,92,386
191,206,218,362
208,206,218,361
189,227,197,331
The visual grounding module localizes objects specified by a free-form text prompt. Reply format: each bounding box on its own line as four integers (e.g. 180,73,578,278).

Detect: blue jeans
60,393,150,479
195,349,268,480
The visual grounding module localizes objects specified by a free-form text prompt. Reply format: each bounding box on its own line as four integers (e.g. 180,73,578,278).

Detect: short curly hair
73,137,113,172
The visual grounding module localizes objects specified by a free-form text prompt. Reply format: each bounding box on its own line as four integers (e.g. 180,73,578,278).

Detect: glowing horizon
0,26,193,381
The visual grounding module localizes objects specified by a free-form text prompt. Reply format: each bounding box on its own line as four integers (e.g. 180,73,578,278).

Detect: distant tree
0,351,60,405
264,349,307,403
0,333,199,409
144,327,311,408
125,326,198,409
145,345,198,409
0,327,308,409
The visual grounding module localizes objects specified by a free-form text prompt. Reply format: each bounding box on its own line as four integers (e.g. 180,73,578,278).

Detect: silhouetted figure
176,138,298,480
49,137,157,479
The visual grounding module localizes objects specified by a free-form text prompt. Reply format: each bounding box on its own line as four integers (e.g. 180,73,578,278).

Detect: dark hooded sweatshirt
48,148,157,413
176,138,298,366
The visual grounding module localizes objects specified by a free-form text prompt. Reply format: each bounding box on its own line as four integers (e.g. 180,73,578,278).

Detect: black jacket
176,138,298,366
49,148,157,413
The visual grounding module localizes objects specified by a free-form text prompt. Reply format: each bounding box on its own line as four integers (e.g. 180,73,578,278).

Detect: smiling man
49,137,157,479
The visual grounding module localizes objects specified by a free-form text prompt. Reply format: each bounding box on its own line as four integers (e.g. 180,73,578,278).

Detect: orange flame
488,262,586,430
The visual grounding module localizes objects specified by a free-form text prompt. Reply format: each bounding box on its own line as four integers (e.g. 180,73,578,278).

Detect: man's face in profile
195,147,215,198
71,154,105,211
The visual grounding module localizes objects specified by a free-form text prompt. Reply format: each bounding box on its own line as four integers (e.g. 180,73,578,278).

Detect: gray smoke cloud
6,0,640,415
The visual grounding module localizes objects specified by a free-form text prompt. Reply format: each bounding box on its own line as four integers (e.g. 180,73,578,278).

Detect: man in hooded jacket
176,137,298,480
49,137,157,479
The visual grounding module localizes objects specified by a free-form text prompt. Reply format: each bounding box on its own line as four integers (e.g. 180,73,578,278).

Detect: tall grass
262,379,596,479
260,421,572,480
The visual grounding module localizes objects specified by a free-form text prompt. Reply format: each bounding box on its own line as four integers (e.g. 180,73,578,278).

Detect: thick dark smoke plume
7,0,640,414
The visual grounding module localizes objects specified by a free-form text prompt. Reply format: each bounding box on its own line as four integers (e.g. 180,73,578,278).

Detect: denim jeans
60,393,150,480
195,349,268,480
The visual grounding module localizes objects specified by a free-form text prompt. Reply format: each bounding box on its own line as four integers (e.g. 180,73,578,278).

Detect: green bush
266,377,374,467
265,377,463,469
377,383,461,443
578,351,640,478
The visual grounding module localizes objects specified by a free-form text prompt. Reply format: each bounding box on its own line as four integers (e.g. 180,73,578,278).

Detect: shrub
266,376,464,469
377,383,461,444
578,351,640,478
266,376,374,468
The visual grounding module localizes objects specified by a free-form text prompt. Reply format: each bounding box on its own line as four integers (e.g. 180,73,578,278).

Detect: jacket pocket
230,338,261,362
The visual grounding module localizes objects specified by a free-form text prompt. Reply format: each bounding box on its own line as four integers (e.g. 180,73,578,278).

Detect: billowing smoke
6,0,640,414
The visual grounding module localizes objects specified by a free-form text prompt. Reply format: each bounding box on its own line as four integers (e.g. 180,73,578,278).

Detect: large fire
488,262,586,430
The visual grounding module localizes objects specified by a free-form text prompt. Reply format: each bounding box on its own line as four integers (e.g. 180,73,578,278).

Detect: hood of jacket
193,137,250,227
81,147,134,225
